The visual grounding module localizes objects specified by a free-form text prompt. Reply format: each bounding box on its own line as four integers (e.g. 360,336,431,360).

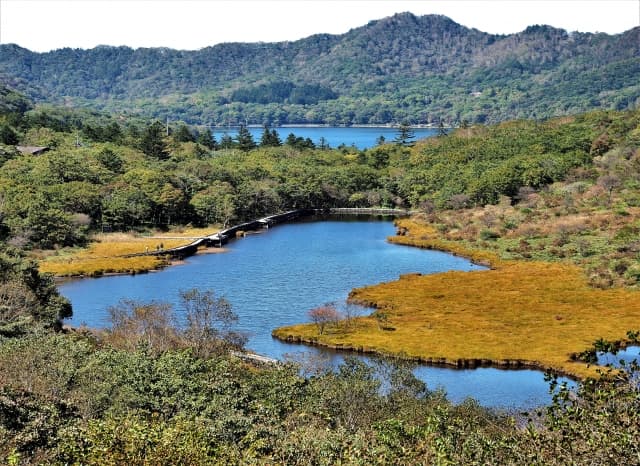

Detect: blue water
597,346,640,367
59,218,572,408
211,126,438,150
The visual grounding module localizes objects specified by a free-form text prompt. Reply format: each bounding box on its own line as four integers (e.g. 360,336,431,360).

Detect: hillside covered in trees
1,12,639,126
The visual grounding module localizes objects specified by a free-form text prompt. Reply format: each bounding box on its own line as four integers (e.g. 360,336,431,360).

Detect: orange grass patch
149,226,221,239
274,220,640,379
390,218,503,268
39,234,194,277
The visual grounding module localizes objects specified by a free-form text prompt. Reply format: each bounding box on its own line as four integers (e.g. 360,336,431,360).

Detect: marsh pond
59,216,572,409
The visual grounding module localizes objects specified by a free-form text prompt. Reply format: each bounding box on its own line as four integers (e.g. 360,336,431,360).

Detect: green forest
2,79,640,464
1,13,638,126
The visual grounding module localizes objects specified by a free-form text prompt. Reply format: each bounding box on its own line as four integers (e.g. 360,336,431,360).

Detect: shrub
479,229,500,241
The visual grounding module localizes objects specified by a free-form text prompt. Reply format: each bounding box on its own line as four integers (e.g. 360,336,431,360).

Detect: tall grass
38,230,209,277
274,219,640,379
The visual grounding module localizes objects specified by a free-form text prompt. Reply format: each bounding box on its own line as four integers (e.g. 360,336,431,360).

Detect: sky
1,0,638,52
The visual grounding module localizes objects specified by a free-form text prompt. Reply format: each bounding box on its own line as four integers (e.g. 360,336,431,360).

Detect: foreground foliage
1,322,639,464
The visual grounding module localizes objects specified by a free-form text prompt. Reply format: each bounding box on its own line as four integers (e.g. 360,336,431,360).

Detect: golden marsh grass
38,227,218,277
274,219,640,379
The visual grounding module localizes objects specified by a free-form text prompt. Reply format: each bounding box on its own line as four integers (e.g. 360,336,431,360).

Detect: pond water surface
212,126,438,150
59,217,572,409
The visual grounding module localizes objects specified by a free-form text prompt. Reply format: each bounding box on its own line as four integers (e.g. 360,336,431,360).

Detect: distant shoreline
214,124,443,129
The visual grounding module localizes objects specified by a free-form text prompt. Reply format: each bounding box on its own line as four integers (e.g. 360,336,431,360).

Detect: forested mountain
0,13,639,125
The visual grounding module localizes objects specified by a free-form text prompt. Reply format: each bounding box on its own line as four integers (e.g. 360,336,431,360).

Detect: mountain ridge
1,12,638,125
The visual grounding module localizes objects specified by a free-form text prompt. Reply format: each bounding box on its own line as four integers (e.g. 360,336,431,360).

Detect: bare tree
448,193,470,210
180,288,246,357
105,289,246,356
597,174,620,205
308,304,341,335
107,300,177,352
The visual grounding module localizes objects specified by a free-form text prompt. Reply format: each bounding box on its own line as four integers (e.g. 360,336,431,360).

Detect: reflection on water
59,217,573,408
597,346,640,367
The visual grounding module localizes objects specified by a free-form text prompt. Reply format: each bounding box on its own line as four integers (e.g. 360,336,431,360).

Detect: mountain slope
0,12,638,125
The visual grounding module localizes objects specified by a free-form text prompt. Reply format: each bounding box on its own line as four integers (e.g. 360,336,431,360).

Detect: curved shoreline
271,332,578,379
270,218,640,380
45,208,414,279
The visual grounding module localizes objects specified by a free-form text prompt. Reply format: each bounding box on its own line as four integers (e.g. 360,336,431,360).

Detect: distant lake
211,126,438,150
58,217,574,409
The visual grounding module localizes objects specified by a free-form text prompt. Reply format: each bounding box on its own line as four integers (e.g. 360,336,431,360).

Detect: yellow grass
273,219,640,379
390,218,503,268
148,226,222,239
38,228,219,277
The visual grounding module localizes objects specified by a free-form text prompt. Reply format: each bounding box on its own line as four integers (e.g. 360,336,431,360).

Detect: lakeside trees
1,86,639,254
2,88,640,463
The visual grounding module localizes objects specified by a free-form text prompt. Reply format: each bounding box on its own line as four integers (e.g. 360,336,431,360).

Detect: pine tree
197,128,217,150
438,120,448,137
219,133,235,149
0,124,19,145
174,124,195,143
259,125,281,147
140,121,169,159
236,125,256,152
269,129,282,147
393,122,415,146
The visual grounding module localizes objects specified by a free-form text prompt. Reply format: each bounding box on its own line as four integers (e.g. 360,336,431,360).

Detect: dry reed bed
274,219,640,379
39,232,200,277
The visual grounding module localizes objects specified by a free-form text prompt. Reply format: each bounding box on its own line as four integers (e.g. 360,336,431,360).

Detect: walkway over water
127,208,416,260
59,216,565,408
125,209,315,260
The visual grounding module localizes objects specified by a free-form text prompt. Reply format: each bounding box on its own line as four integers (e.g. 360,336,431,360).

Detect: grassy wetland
2,85,640,462
273,110,640,379
275,218,640,378
37,227,219,277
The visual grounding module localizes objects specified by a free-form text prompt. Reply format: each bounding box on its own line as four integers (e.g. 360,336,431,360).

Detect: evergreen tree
438,120,448,137
260,125,270,147
174,124,195,143
103,121,123,142
96,148,123,173
236,125,256,151
140,121,169,159
197,128,218,150
394,122,415,146
219,133,235,149
259,125,281,147
284,133,315,149
0,124,18,145
269,129,282,147
285,133,298,146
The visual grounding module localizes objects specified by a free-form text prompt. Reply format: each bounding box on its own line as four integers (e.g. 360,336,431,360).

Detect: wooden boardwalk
124,207,412,261
126,209,314,260
323,207,417,216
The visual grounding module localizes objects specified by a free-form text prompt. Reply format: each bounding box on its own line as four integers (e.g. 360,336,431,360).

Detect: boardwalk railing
322,207,417,216
126,209,314,259
126,207,413,260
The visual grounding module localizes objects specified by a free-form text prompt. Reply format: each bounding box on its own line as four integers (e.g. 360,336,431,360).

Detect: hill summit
0,12,638,125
